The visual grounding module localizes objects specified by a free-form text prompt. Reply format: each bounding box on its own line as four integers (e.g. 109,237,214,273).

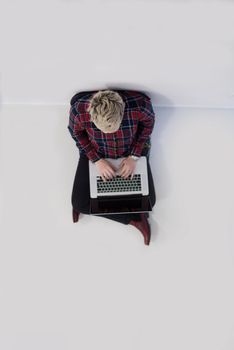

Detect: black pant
71,151,156,225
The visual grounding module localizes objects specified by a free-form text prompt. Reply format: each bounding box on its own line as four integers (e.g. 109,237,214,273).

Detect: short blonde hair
87,90,125,133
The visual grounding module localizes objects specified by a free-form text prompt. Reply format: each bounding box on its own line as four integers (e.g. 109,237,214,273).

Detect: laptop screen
90,195,152,215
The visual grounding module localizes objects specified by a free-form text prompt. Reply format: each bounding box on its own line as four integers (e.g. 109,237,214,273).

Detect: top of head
87,90,125,133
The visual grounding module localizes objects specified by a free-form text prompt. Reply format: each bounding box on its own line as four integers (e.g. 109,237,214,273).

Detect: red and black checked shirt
68,90,156,163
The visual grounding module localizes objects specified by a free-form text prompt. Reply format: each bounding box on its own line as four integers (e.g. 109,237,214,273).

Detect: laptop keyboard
97,174,142,194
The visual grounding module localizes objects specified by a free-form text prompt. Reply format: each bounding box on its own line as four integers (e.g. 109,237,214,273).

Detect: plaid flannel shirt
68,90,156,163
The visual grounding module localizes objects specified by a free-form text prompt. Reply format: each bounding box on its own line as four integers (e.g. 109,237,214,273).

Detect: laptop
89,156,152,215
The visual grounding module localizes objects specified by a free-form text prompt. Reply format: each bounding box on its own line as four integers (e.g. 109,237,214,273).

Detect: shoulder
70,90,97,115
116,90,151,109
116,90,150,100
118,90,155,118
70,90,97,105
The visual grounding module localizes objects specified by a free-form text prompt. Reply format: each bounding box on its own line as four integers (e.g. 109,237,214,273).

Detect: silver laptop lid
89,157,149,199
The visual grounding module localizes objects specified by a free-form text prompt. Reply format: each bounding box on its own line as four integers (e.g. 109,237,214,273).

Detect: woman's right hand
95,159,117,182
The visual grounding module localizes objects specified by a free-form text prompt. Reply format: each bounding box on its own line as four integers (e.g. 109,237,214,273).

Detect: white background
0,1,234,349
0,0,234,107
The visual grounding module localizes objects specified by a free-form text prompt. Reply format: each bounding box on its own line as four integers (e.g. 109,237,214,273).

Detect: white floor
0,105,234,350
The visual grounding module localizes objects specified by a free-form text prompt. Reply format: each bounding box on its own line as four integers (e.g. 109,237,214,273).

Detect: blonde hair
87,90,125,133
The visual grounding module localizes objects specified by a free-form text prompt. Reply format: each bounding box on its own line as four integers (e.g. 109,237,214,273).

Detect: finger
106,165,115,174
122,167,130,176
130,169,135,179
108,168,116,178
119,167,127,177
126,170,132,179
103,171,111,181
108,169,116,179
120,160,126,168
106,161,117,173
121,170,130,178
118,160,126,172
118,166,124,175
101,175,107,182
110,164,118,172
104,173,112,180
104,173,110,181
105,165,115,176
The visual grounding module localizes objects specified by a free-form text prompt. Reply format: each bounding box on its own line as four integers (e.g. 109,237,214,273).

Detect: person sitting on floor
68,89,156,245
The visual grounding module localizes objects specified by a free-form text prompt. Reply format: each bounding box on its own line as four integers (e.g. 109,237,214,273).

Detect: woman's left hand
119,156,137,179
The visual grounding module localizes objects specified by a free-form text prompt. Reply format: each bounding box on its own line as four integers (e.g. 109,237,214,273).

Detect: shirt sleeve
67,105,102,163
130,98,156,157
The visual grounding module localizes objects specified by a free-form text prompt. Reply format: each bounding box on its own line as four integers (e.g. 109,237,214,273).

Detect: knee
150,191,156,208
72,185,90,215
151,199,156,208
72,197,90,215
78,207,90,215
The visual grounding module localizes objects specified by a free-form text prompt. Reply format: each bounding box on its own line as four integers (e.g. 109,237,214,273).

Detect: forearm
131,99,155,156
68,126,101,163
131,127,154,157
